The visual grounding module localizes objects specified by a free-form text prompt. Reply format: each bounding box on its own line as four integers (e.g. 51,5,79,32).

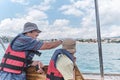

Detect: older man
0,22,62,80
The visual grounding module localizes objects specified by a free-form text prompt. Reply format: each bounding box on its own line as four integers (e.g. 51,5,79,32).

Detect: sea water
0,43,120,74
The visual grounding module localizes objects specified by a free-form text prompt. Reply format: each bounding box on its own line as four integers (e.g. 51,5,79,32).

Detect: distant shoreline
1,36,120,43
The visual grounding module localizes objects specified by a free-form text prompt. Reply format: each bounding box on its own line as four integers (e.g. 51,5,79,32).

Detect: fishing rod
94,0,104,80
0,37,6,51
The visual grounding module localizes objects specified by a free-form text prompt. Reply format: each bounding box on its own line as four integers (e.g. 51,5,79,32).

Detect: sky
0,0,120,39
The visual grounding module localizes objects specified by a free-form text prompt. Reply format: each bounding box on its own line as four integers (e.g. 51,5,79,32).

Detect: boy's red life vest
0,45,26,74
46,49,74,80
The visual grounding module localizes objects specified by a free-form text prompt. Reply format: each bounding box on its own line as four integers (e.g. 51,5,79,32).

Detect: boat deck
83,73,120,80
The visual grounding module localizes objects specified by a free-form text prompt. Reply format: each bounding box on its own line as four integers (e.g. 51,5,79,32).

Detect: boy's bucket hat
62,38,76,53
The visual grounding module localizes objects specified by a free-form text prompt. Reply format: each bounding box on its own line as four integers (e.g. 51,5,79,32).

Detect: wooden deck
26,66,120,80
83,73,120,80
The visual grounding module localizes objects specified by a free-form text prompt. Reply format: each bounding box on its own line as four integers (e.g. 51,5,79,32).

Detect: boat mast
94,0,104,80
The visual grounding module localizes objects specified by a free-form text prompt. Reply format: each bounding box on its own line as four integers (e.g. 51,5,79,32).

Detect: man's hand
31,61,44,73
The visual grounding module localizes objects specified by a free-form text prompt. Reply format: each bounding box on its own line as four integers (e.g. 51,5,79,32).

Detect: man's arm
40,40,62,50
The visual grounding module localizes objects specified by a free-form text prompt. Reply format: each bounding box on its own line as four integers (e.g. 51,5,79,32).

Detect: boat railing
0,37,6,51
94,0,104,80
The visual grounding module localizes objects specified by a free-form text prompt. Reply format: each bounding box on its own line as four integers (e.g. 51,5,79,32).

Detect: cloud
98,0,120,37
0,1,100,39
59,3,83,17
53,19,70,27
11,0,29,5
0,0,120,39
99,0,120,26
30,0,55,11
38,18,97,39
102,25,120,37
26,9,48,20
0,18,25,36
0,9,48,37
59,0,93,17
62,0,120,38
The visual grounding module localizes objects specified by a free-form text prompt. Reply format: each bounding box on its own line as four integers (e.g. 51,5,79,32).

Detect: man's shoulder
16,34,33,42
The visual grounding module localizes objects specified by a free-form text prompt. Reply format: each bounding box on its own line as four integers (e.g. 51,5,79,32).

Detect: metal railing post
94,0,104,80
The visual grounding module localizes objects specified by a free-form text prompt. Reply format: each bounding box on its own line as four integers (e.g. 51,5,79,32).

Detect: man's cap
22,22,41,33
62,38,76,53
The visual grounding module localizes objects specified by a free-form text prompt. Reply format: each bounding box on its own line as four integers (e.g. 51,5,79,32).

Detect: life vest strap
0,63,23,70
4,53,25,62
47,73,64,80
